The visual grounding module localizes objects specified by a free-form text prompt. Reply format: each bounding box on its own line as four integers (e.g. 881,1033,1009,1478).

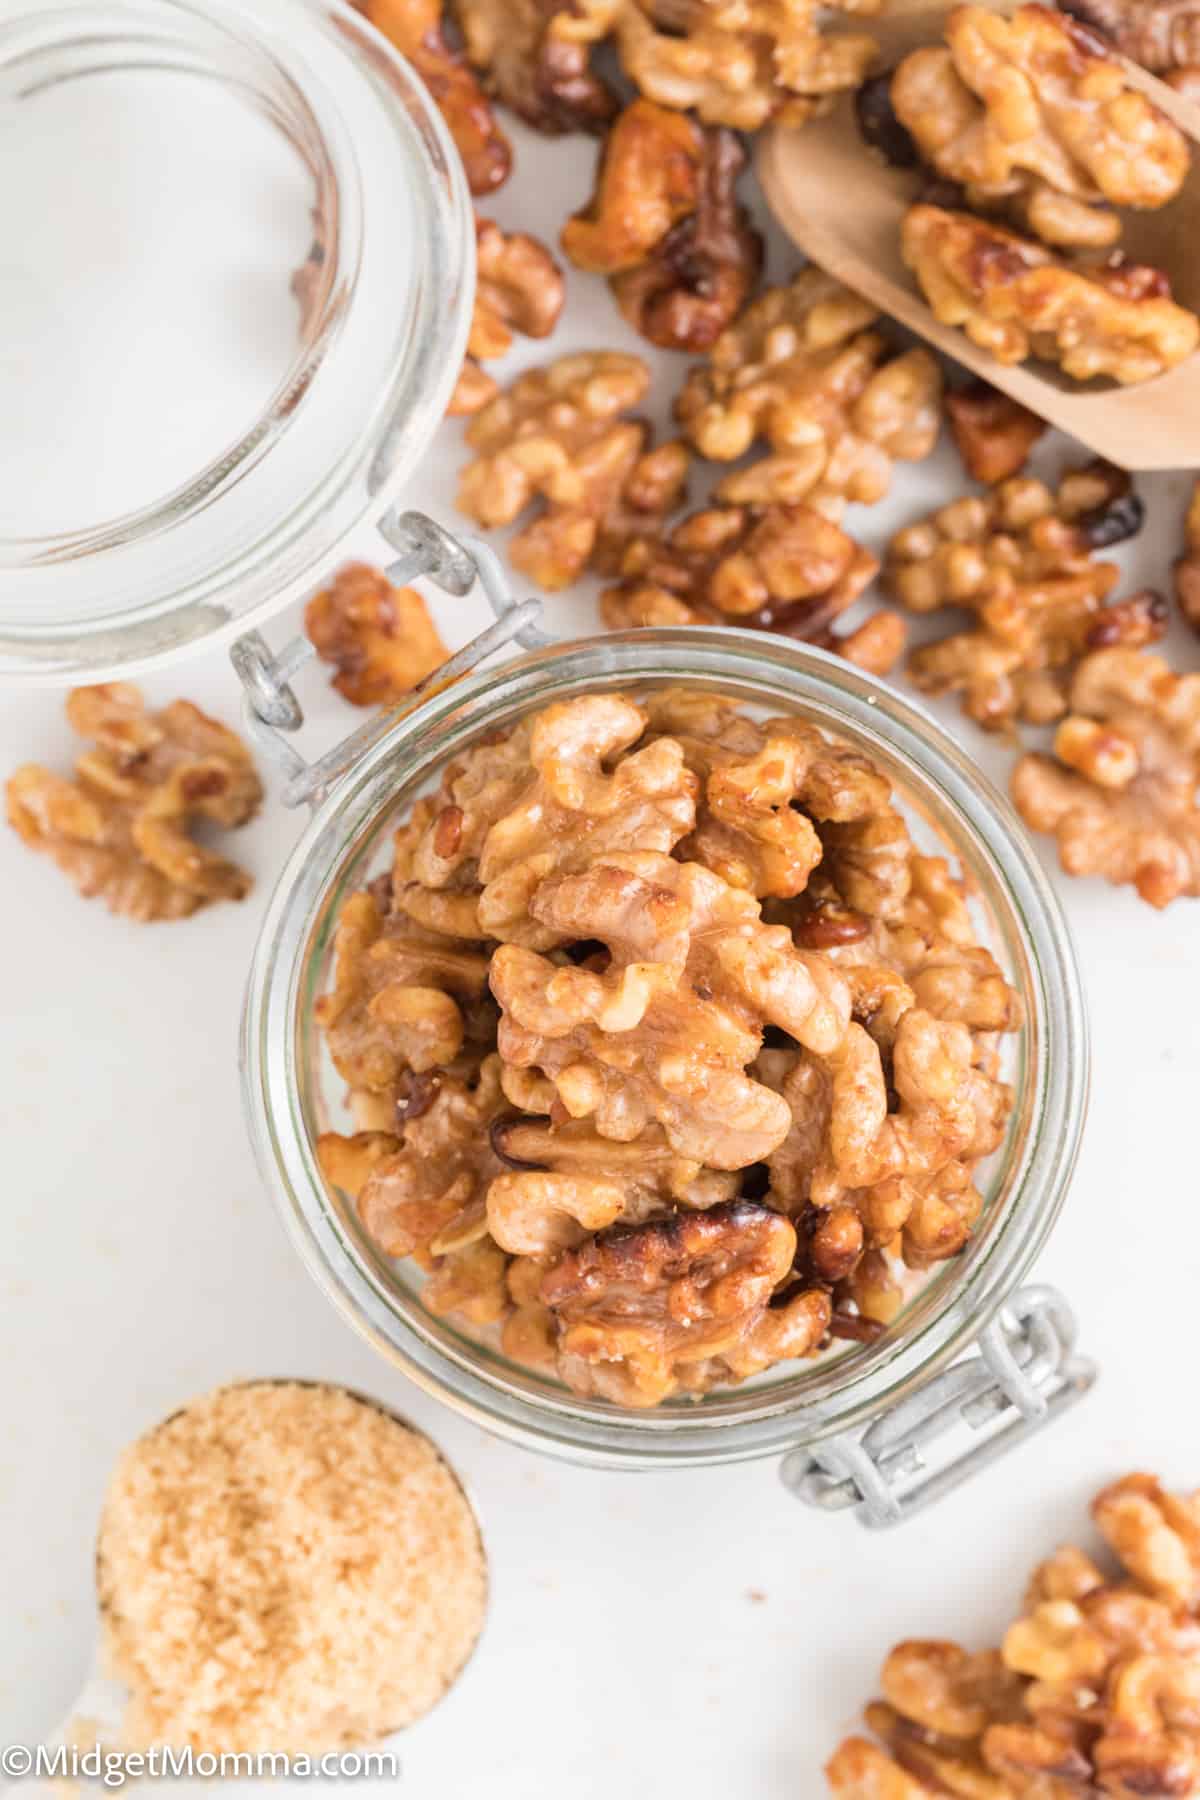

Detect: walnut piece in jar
615,0,880,133
826,1471,1200,1800
1012,647,1200,906
944,380,1047,485
902,202,1200,384
456,351,689,589
7,684,262,922
315,689,1020,1402
600,501,904,675
453,0,618,135
891,4,1190,248
885,463,1160,731
354,0,511,194
304,563,449,707
1175,479,1200,635
675,268,942,520
448,217,566,418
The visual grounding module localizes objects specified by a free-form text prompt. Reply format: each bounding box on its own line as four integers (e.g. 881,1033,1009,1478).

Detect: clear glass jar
240,627,1093,1513
0,0,473,681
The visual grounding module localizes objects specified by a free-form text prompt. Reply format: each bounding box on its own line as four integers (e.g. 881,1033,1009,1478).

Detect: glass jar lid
0,0,474,682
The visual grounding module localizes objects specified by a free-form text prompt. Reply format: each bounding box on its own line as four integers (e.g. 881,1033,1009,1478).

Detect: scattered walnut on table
884,462,1163,731
615,0,880,132
600,119,765,353
1175,478,1200,634
354,0,511,194
826,1471,1200,1800
6,684,262,922
890,3,1190,249
304,563,449,706
902,202,1200,384
599,500,903,673
562,99,705,275
456,351,688,590
453,0,618,135
675,268,942,520
1012,646,1200,906
944,380,1047,485
448,217,565,418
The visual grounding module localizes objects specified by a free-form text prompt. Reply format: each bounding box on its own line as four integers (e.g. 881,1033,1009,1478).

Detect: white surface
2,102,1200,1800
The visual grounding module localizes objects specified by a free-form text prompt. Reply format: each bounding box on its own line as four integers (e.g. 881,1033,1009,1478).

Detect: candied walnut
1175,479,1200,635
891,4,1190,250
1060,0,1200,77
611,128,764,353
487,1116,737,1251
540,1199,807,1404
318,1057,506,1266
1012,647,1200,906
616,0,880,132
492,850,851,1167
355,0,510,194
675,268,941,519
6,684,261,922
855,70,920,168
885,464,1160,731
944,380,1047,485
304,563,448,706
456,352,688,590
1094,1474,1200,1607
902,203,1200,385
423,1235,510,1324
314,888,492,1089
826,1738,931,1798
448,217,566,418
454,0,618,134
476,694,698,946
562,100,704,275
600,501,901,670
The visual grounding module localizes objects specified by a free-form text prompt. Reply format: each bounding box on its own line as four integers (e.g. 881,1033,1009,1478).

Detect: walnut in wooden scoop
756,0,1200,468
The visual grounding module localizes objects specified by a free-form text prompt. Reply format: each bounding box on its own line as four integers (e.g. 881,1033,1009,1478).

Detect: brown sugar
96,1382,487,1752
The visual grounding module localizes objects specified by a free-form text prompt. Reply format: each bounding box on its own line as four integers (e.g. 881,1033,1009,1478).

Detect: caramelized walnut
492,851,852,1167
599,501,901,673
1060,0,1200,78
1094,1475,1200,1608
540,1199,804,1405
676,268,941,519
885,464,1159,731
456,352,688,589
1175,479,1200,635
454,0,618,135
7,684,261,922
1012,647,1200,906
449,216,566,417
562,99,704,275
945,380,1047,485
304,563,448,706
891,4,1190,248
902,202,1200,385
611,127,764,353
616,0,879,132
355,0,510,194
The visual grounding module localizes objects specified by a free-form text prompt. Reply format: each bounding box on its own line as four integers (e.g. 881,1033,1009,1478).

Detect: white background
2,92,1199,1800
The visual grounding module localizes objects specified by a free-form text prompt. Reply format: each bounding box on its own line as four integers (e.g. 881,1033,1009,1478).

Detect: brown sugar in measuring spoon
756,0,1200,468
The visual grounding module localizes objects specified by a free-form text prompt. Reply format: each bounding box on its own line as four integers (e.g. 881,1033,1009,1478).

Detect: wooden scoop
757,1,1200,468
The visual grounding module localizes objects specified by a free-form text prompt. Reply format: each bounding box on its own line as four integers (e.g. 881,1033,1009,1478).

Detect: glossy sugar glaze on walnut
314,689,1020,1407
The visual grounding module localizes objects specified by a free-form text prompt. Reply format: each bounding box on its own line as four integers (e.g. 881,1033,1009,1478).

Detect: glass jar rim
241,630,1090,1469
0,0,474,682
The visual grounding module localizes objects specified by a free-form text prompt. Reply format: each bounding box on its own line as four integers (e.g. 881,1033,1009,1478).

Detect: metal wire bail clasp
781,1286,1097,1528
229,512,555,809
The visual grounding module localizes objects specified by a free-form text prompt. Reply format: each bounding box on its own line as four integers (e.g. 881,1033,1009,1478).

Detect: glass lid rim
0,0,475,685
242,629,1091,1468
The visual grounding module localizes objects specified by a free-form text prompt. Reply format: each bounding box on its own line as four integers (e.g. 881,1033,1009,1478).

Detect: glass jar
240,621,1095,1526
0,0,473,681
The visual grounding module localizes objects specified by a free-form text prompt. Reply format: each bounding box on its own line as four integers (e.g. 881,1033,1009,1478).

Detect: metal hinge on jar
781,1286,1097,1529
229,512,553,808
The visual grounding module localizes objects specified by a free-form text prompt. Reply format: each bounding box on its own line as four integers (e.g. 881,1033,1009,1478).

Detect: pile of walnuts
827,1471,1200,1798
315,688,1020,1405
